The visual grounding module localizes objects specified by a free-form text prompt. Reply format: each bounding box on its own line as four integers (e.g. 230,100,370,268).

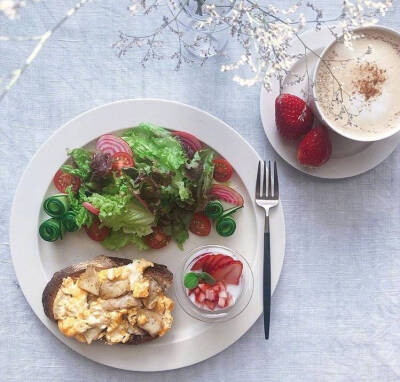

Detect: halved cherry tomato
189,213,211,236
144,226,171,249
53,169,81,193
212,158,233,182
84,218,109,242
112,152,135,172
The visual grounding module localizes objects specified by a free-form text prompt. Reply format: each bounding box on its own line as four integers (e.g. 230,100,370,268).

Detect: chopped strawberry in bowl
175,245,254,323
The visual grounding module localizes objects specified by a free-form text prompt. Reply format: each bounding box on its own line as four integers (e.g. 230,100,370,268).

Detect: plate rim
259,28,400,179
10,98,286,371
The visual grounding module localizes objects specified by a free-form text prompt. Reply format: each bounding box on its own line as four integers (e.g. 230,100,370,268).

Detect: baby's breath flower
0,0,25,19
112,0,389,125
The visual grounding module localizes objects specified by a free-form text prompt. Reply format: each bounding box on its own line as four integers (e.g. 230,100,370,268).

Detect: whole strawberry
275,93,314,140
297,125,332,167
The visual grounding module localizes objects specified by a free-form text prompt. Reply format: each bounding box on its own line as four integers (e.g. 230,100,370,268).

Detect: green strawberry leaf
184,272,199,289
184,271,216,289
198,272,216,285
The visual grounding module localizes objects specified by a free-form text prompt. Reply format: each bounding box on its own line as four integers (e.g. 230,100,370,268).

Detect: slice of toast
42,255,173,345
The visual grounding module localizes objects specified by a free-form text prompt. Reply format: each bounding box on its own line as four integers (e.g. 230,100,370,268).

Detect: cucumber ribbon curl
39,218,65,242
204,201,242,221
204,200,224,220
204,201,242,237
43,194,70,217
40,194,79,241
216,216,236,237
61,211,79,232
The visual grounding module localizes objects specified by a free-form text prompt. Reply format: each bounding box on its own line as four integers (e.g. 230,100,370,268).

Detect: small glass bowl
175,245,254,323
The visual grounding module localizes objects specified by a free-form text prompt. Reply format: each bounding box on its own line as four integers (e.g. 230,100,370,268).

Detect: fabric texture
1,0,400,381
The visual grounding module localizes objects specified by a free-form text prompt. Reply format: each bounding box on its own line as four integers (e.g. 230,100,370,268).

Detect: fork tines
256,160,279,200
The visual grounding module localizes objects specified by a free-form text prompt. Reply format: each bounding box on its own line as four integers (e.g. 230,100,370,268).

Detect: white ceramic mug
312,25,400,142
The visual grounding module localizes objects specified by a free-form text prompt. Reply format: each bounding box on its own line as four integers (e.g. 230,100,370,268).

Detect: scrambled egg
52,259,174,344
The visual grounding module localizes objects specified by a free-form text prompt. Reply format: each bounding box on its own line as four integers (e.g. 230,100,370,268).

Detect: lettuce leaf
196,148,215,208
164,213,190,250
101,173,132,195
123,124,197,203
185,151,203,181
122,123,187,173
61,148,92,180
59,125,219,251
101,230,149,251
173,226,189,249
173,175,192,201
66,186,93,228
87,193,154,237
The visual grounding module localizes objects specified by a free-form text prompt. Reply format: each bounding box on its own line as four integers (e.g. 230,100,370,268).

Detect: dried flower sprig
113,3,215,69
115,0,392,91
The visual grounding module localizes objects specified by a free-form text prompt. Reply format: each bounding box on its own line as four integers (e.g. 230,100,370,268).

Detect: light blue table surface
1,1,400,381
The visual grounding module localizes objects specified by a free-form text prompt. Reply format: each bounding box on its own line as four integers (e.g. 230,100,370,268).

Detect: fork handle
263,230,271,340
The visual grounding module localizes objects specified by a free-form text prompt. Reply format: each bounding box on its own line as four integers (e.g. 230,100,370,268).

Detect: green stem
219,205,243,219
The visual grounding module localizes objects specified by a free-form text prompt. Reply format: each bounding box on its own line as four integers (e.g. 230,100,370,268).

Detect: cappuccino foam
315,28,400,140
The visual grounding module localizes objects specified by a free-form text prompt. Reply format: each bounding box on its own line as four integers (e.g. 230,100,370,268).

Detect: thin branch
0,35,43,42
0,0,92,103
116,0,391,124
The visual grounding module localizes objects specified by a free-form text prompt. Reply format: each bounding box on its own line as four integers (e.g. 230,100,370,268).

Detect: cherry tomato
53,169,81,193
112,152,135,172
84,218,109,242
212,158,233,182
144,226,171,249
189,213,211,236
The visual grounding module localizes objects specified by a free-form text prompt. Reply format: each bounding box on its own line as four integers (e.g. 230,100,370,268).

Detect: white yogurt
186,249,244,312
187,281,243,311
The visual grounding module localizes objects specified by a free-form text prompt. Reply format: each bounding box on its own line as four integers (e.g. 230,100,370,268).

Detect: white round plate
260,28,400,179
10,99,285,371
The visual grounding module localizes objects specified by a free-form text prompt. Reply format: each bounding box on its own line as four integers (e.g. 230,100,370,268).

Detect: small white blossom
115,0,391,92
0,0,25,19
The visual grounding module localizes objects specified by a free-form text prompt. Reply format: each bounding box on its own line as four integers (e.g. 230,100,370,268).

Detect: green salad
39,123,244,250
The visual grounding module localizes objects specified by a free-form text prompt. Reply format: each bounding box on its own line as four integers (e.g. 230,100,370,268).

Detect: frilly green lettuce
61,148,92,180
122,123,187,172
101,230,149,251
57,123,218,251
122,123,193,202
66,186,93,228
87,193,154,237
196,148,215,208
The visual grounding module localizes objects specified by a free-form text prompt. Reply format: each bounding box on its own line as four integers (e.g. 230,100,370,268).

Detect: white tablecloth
1,0,400,380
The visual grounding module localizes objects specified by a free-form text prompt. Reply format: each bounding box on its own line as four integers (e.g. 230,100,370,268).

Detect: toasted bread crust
144,264,173,290
42,255,173,345
125,333,153,345
42,256,131,321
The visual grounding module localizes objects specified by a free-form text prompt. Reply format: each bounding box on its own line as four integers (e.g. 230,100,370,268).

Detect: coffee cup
312,25,400,142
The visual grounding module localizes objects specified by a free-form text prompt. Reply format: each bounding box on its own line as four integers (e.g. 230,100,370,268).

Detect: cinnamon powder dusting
352,61,387,100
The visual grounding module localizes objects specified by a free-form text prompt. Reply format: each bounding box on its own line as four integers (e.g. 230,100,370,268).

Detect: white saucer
260,28,400,179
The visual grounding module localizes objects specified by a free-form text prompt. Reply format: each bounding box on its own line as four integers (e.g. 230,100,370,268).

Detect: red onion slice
209,184,244,206
82,202,100,216
172,131,202,159
96,134,132,156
